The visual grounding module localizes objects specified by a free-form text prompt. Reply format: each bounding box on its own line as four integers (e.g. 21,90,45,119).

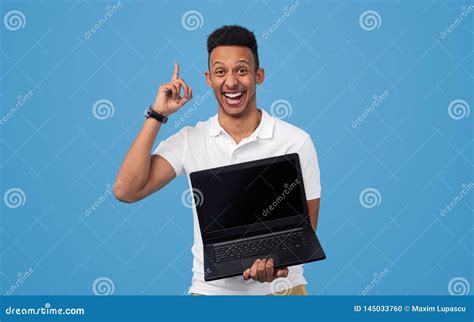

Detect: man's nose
224,73,238,89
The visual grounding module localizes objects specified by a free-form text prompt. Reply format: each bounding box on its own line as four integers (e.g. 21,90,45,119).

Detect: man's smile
222,91,246,106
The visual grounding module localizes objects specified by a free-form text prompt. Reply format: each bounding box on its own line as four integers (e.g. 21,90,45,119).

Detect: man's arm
113,120,176,203
113,63,192,203
307,198,320,232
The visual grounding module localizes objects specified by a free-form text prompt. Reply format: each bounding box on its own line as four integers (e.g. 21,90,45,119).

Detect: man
114,25,321,295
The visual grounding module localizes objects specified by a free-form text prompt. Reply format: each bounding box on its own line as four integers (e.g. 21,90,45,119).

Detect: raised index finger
171,62,179,81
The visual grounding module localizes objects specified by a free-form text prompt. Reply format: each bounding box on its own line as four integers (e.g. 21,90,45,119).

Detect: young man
114,25,321,295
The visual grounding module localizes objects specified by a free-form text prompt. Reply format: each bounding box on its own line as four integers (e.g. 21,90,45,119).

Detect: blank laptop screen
192,157,305,234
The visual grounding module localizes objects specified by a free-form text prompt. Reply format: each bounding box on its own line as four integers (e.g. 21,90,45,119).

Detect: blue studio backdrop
1,0,472,298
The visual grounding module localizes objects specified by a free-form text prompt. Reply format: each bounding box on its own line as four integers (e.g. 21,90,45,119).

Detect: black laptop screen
192,156,306,234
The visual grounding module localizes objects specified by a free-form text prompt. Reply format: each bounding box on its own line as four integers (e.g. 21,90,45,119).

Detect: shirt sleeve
297,134,321,200
152,128,188,177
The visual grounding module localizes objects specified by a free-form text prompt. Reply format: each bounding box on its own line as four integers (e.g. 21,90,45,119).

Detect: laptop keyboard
214,230,308,264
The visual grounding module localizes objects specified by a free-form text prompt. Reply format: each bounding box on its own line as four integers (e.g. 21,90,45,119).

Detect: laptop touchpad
241,253,280,271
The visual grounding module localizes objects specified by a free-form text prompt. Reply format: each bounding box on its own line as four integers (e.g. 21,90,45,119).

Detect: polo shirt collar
208,108,275,139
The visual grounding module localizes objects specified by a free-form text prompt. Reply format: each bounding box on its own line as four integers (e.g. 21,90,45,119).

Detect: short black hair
207,25,259,70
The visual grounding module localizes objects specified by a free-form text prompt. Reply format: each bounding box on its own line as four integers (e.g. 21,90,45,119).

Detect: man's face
205,46,264,117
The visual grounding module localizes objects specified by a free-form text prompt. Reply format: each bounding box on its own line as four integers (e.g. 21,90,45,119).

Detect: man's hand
152,63,192,116
242,258,289,283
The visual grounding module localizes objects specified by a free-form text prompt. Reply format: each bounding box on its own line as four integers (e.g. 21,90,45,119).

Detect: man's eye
215,70,224,76
238,68,247,74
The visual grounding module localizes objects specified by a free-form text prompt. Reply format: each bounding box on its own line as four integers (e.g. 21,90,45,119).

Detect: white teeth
224,92,243,98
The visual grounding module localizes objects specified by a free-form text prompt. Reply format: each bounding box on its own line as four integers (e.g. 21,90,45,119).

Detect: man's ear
256,68,265,85
205,71,212,87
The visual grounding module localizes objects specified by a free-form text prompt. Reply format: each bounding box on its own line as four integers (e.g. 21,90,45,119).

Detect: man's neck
217,106,262,145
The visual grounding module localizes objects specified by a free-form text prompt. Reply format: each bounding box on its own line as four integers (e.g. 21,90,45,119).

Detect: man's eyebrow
236,59,250,65
212,59,250,66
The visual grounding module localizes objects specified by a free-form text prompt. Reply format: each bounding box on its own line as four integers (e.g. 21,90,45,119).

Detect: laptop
189,153,326,281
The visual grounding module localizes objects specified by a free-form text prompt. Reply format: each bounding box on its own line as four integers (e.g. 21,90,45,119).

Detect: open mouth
222,91,246,106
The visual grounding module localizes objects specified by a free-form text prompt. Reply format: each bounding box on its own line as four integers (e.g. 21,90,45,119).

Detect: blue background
0,0,472,296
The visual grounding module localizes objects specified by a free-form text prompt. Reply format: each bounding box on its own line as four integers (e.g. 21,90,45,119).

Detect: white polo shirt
153,108,321,295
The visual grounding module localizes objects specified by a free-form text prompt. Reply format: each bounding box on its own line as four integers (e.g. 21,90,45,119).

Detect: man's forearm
114,63,192,200
115,118,162,194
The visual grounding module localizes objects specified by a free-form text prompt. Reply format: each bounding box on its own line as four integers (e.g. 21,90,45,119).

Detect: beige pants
191,284,308,296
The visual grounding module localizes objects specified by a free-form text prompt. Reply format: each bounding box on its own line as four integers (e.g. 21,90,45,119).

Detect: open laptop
189,153,326,281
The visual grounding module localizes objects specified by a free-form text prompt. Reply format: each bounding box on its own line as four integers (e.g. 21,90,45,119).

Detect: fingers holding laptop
243,258,288,283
